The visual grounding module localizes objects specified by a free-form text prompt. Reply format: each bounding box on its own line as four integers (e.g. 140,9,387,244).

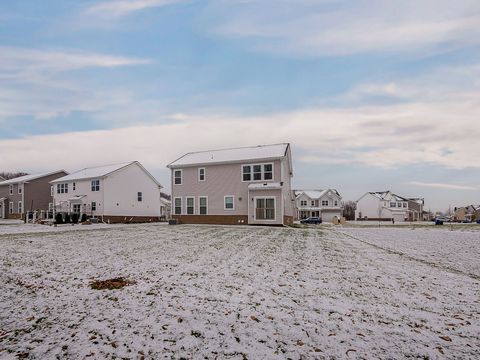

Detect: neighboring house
51,161,162,223
160,197,171,219
294,189,343,222
407,198,424,221
0,170,68,220
453,205,480,222
0,176,5,182
167,143,295,225
355,191,411,222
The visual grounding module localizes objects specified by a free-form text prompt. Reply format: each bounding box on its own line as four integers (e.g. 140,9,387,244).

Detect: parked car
477,219,480,224
300,217,322,224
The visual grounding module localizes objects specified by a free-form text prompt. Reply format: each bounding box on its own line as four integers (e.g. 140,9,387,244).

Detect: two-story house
294,189,343,222
355,190,410,222
167,143,295,225
50,161,162,223
407,198,424,221
0,170,67,220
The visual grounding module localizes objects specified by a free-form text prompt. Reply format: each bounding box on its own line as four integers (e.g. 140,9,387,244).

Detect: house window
253,165,262,181
48,203,53,212
18,185,22,195
256,198,275,220
242,166,251,181
174,170,182,185
137,192,143,202
50,186,53,196
91,202,97,211
57,183,68,194
9,185,13,195
73,182,76,191
174,198,182,215
9,202,13,214
186,197,195,214
263,164,273,180
224,196,234,210
300,200,307,206
390,202,396,207
18,201,22,214
334,201,338,206
199,197,208,215
311,200,315,206
91,180,100,192
198,168,206,182
397,202,403,207
403,202,407,208
322,200,329,206
242,163,274,182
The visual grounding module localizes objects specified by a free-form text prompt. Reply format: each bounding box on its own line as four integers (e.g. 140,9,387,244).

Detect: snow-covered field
1,223,479,359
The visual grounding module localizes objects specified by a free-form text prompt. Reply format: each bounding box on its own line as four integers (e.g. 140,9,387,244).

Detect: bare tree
343,201,356,220
0,171,28,180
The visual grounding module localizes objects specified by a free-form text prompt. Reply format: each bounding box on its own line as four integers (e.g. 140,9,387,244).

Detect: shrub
55,213,63,224
64,213,71,223
72,213,79,224
81,213,87,223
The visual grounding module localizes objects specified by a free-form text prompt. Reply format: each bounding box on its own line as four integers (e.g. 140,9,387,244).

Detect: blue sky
1,0,479,211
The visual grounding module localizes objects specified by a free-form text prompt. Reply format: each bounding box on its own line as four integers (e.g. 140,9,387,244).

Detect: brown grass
89,277,135,290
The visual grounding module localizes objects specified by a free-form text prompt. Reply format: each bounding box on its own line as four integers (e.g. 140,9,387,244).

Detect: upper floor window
242,163,273,182
174,170,182,185
334,201,338,206
390,202,396,207
91,180,100,192
224,196,235,210
198,168,205,182
57,183,68,194
137,192,143,202
311,200,315,206
300,200,307,206
322,200,329,206
174,197,182,215
403,202,407,208
9,185,13,195
73,182,76,191
18,185,22,195
397,202,403,208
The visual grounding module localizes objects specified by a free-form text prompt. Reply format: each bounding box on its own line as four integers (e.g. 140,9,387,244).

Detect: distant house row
1,143,428,225
355,191,426,222
453,205,480,222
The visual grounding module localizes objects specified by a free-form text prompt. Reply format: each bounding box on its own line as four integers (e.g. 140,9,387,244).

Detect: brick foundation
99,215,162,224
173,215,249,225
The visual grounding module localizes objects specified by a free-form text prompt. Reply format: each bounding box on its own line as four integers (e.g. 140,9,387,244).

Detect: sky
0,0,479,211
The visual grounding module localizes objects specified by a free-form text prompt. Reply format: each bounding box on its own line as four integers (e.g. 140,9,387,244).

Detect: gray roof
0,170,66,186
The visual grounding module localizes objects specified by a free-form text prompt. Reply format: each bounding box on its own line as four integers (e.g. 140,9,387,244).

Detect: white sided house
294,189,343,222
167,143,295,226
355,191,410,222
51,161,162,223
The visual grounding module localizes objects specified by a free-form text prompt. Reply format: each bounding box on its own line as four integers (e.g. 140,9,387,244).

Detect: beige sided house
0,170,67,220
167,143,295,225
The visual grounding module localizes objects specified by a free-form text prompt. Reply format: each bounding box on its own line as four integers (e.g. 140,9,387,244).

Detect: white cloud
85,0,186,18
204,0,480,56
0,47,150,121
409,181,478,191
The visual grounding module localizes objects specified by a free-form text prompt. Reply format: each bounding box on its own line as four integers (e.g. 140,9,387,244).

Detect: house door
72,204,81,213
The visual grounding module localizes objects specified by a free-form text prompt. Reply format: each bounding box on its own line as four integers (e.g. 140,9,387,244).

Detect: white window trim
186,196,195,215
48,203,53,212
9,185,13,195
198,196,208,215
91,202,97,211
198,168,206,182
9,202,13,214
253,196,276,221
18,201,23,214
173,169,183,185
224,195,235,211
91,179,100,192
137,192,143,202
174,197,182,215
50,186,54,196
240,163,274,182
18,184,22,194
